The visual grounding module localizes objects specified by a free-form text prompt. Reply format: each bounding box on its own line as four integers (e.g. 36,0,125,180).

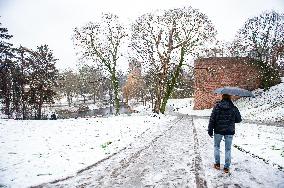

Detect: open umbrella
214,86,255,97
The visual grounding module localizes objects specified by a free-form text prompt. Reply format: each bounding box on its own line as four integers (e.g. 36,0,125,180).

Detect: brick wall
194,57,262,110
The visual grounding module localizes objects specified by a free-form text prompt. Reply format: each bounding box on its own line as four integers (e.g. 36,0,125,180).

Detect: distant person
51,113,57,120
208,94,242,173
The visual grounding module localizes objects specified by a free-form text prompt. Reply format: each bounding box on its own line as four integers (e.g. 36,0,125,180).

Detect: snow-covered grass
0,114,175,188
194,117,284,170
234,122,284,168
194,118,284,187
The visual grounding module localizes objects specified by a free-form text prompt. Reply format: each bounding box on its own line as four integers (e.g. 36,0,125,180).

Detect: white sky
0,0,284,71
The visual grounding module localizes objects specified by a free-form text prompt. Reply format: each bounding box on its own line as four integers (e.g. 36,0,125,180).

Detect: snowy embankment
167,77,284,123
235,77,284,122
0,114,175,188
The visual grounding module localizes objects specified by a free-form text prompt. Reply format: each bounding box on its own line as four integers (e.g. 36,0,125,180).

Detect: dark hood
217,99,234,109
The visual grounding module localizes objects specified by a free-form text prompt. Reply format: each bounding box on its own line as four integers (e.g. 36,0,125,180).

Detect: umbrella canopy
214,87,255,97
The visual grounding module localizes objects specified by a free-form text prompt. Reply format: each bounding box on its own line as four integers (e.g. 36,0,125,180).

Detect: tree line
73,8,283,114
0,22,58,119
57,65,126,107
1,8,283,118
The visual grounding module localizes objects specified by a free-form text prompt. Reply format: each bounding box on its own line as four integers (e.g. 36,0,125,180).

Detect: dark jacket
208,99,242,136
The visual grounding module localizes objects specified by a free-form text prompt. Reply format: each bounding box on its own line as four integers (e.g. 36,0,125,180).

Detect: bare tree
232,10,284,89
131,7,216,113
58,69,79,106
73,13,127,115
143,67,159,109
77,65,105,104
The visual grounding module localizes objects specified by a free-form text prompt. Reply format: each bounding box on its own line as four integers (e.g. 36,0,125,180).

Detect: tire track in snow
191,116,208,188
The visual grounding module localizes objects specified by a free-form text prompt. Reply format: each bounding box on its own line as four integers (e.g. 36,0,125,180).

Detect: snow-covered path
39,116,205,187
37,115,284,188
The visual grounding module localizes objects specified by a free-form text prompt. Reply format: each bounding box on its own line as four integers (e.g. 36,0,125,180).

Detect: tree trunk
21,82,26,120
154,95,161,113
150,92,154,109
125,95,128,106
83,95,86,103
37,91,43,120
3,69,12,118
110,69,120,115
160,47,185,114
37,103,42,120
152,77,162,113
141,93,145,106
109,89,113,114
4,95,11,118
93,93,96,104
67,94,72,107
4,80,12,118
22,101,26,120
20,51,27,120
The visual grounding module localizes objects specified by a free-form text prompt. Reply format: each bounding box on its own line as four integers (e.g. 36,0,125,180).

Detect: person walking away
208,94,242,173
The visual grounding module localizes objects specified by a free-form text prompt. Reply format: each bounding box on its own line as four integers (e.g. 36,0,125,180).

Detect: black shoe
224,168,229,173
214,164,220,170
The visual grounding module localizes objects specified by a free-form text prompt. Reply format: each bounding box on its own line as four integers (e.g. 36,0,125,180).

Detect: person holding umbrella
208,87,254,173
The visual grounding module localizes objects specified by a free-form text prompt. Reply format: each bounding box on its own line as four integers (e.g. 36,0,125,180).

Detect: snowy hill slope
166,77,284,123
235,77,284,122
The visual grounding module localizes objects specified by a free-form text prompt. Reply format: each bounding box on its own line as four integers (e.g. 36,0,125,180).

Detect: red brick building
194,57,262,110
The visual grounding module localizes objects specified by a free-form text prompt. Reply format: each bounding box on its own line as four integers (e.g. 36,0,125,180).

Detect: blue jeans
214,134,233,169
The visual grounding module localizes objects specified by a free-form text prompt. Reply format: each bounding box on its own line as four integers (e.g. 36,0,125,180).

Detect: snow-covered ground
0,114,175,187
235,77,284,122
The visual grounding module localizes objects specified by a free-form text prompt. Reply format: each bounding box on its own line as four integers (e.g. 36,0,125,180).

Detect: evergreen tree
26,45,59,119
0,21,14,117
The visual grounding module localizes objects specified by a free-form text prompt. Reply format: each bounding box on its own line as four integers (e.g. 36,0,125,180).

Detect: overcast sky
0,0,284,71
